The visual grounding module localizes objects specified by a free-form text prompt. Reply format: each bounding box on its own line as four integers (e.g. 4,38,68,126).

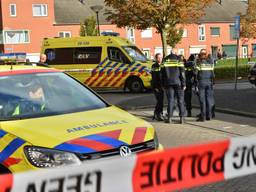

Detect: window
3,30,29,44
141,28,152,38
210,27,220,36
45,47,102,65
74,47,102,64
127,27,135,43
59,32,71,38
182,29,188,38
198,25,206,41
9,4,16,17
142,49,151,59
0,73,107,120
32,4,47,16
230,25,237,40
107,47,130,64
122,46,148,62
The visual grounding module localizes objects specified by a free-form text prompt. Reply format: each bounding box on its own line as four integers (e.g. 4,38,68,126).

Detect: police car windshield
0,72,107,120
123,46,148,62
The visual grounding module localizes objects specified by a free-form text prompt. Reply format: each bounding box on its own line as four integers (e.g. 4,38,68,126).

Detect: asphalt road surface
97,82,256,191
99,81,256,115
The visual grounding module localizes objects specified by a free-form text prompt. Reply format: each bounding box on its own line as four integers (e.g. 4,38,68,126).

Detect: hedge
214,58,253,80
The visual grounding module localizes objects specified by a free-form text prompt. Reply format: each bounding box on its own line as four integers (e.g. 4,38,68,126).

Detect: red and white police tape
1,135,256,192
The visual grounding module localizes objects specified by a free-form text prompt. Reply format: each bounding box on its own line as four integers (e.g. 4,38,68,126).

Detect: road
97,82,256,191
99,81,256,115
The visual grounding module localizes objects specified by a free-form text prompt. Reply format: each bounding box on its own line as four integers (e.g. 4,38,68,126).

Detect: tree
105,0,214,57
80,16,97,36
240,0,256,39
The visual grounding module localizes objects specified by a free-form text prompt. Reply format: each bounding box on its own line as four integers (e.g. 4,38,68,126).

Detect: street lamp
90,5,103,36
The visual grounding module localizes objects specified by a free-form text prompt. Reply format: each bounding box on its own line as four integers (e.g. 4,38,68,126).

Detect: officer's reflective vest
162,59,184,68
196,62,214,84
161,58,185,87
12,104,46,116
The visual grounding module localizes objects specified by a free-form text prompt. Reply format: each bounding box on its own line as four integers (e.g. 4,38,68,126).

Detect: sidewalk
129,108,256,148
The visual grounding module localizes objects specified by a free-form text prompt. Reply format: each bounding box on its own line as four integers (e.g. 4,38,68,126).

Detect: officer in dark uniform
184,54,196,117
161,52,186,124
195,49,215,122
151,53,164,121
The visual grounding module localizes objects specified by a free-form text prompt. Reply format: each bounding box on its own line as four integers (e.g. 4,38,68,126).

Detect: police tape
1,135,256,192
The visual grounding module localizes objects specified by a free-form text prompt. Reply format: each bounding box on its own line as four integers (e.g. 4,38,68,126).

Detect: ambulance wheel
0,164,10,174
127,77,144,93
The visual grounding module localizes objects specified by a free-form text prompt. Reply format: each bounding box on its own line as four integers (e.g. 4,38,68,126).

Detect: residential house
0,0,253,61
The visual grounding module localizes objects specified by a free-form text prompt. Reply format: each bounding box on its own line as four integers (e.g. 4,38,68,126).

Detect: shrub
214,58,253,80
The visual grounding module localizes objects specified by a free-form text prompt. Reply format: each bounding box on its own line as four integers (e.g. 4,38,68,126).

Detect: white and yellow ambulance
41,36,152,92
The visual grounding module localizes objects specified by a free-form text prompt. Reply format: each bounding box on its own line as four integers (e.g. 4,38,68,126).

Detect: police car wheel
128,78,143,93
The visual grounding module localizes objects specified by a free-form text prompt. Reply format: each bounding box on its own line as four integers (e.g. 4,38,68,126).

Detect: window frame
141,28,152,39
107,46,131,64
182,29,188,38
32,4,48,17
45,47,102,65
9,4,17,17
58,31,72,38
126,27,135,43
230,25,237,40
198,25,206,41
3,30,30,44
210,27,220,37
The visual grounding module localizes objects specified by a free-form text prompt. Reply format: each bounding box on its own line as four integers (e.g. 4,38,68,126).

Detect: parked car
248,63,256,86
0,65,160,174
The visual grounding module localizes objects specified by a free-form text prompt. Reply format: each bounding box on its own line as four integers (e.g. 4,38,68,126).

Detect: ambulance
41,36,152,92
0,65,159,174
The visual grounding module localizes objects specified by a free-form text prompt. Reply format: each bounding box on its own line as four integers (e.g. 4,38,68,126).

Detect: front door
242,45,248,58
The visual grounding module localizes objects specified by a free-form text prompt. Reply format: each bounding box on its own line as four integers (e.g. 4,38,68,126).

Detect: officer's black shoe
206,117,211,121
164,118,171,124
187,111,192,117
196,117,205,122
155,114,164,121
180,117,185,124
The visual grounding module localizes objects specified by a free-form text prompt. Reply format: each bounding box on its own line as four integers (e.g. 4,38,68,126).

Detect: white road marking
223,126,232,129
240,125,249,127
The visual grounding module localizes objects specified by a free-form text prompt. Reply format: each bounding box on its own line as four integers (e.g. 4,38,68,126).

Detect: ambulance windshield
123,46,148,62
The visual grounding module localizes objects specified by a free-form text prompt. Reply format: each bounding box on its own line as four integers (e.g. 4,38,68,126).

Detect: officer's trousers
184,85,193,112
198,84,214,119
153,89,164,115
165,85,185,118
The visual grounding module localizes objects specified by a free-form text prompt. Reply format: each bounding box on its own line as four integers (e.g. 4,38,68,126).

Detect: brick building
0,0,254,61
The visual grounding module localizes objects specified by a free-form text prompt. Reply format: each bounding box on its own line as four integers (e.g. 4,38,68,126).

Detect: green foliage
80,16,97,36
241,0,256,39
167,28,183,48
105,0,214,56
214,58,253,79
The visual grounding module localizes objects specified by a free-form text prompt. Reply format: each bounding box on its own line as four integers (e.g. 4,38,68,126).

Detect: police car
249,63,256,86
0,65,159,174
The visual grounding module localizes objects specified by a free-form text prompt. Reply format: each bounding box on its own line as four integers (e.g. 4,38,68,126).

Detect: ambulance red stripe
68,138,113,151
131,127,148,145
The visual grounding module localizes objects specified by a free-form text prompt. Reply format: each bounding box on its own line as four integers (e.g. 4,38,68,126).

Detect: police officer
161,52,186,124
151,53,164,121
195,49,215,122
184,54,196,117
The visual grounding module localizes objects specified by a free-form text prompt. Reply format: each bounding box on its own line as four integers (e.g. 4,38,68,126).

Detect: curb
121,104,256,118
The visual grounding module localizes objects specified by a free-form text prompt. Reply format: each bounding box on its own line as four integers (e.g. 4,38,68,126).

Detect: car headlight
24,146,81,168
